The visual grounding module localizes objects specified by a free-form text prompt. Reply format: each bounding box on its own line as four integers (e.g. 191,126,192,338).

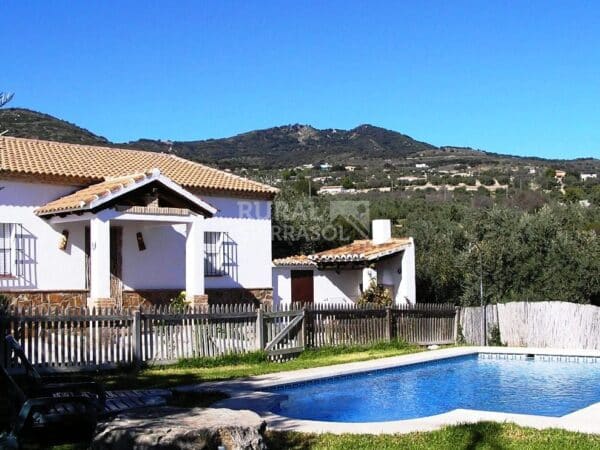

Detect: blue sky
2,1,600,159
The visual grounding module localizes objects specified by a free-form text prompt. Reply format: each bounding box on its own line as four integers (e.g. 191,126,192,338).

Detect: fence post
299,306,306,350
453,306,461,344
385,307,392,341
255,306,265,351
131,310,142,367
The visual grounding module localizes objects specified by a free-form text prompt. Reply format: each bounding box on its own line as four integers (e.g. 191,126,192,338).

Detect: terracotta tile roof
273,238,412,266
35,172,153,215
310,238,411,263
0,136,278,197
272,255,317,267
34,169,217,216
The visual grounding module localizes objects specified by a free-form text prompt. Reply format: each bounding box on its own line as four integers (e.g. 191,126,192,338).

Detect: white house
272,220,416,306
0,136,277,309
581,173,597,181
318,186,346,195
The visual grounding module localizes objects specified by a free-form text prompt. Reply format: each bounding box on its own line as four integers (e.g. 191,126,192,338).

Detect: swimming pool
267,353,600,422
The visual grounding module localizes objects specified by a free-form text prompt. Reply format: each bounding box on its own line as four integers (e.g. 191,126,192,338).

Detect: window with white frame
204,231,235,277
204,232,223,276
0,223,22,277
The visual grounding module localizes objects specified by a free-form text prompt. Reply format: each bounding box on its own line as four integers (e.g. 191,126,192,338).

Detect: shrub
170,291,189,312
0,294,10,315
488,325,505,346
357,279,392,307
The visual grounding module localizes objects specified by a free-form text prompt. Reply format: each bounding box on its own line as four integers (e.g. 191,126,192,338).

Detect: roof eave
35,171,218,218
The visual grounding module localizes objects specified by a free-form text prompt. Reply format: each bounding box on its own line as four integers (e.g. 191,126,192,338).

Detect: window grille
0,223,23,277
204,231,234,277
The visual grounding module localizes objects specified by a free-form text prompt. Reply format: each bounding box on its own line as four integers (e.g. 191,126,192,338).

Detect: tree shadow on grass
96,370,204,391
455,422,507,450
264,431,320,450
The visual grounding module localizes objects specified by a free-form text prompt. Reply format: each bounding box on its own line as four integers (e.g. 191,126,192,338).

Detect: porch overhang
34,170,214,308
35,169,217,219
46,209,198,225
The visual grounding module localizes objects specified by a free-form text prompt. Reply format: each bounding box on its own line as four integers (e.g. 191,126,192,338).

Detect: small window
0,223,23,278
204,232,235,277
204,232,223,276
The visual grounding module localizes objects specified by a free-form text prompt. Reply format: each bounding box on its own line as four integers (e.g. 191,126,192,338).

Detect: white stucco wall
273,239,416,306
0,180,87,291
273,267,360,307
375,240,416,304
117,196,274,292
202,196,272,290
1,179,274,293
314,270,362,303
271,267,291,306
121,222,187,290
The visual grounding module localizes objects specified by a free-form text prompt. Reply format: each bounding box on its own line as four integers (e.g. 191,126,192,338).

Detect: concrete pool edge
176,346,600,435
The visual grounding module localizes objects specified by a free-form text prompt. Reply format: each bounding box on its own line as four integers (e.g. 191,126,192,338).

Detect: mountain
0,108,110,145
1,108,598,170
123,124,439,168
0,108,438,167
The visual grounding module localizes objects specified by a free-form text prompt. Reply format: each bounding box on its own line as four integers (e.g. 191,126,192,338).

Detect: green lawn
96,340,423,390
265,423,600,450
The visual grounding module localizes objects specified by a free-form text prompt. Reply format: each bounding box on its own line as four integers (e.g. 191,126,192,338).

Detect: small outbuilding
272,220,415,306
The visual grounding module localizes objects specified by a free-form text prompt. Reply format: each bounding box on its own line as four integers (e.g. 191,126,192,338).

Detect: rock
92,407,267,450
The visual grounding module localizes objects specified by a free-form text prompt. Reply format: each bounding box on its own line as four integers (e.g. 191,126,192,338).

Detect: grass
265,423,600,450
95,339,422,390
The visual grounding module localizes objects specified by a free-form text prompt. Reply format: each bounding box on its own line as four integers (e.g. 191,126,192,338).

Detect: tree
0,92,14,135
341,176,354,190
0,92,14,108
564,186,585,203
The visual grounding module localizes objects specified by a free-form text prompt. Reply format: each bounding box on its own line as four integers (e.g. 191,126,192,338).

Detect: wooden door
291,270,314,304
84,227,90,290
110,227,123,308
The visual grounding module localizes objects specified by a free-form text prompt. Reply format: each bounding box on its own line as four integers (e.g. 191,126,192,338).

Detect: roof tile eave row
34,171,156,216
1,136,278,197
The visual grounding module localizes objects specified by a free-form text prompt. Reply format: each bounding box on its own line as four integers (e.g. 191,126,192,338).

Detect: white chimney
372,219,391,245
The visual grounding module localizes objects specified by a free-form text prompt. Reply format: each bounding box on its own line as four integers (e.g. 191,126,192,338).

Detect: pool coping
175,346,600,435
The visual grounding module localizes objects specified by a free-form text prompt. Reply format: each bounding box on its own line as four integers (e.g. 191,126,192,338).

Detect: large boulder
92,407,267,450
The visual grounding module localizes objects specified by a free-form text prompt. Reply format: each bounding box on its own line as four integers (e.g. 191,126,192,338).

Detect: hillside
0,108,110,145
0,108,598,171
123,124,439,168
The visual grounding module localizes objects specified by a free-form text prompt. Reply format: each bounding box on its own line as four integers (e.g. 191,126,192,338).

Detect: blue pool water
268,354,600,422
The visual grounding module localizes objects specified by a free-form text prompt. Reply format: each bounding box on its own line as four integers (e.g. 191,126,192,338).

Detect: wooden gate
258,306,305,359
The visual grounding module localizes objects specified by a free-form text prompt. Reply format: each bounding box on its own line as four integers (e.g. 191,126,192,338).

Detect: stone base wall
1,288,273,310
93,298,118,309
205,288,273,306
189,294,209,306
0,291,87,310
122,290,181,309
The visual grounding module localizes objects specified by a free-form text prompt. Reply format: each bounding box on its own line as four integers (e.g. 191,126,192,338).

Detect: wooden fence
461,301,600,349
0,303,458,372
305,303,457,348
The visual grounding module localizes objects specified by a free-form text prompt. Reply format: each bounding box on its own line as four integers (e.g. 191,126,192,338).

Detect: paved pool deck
175,346,600,435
